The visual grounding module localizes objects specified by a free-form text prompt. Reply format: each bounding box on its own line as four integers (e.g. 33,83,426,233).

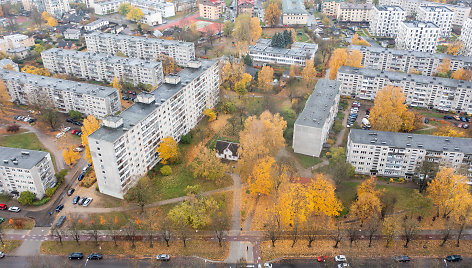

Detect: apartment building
460,18,472,57
84,19,109,32
293,79,341,157
348,45,472,76
237,0,254,15
0,147,56,199
0,34,34,54
44,0,70,17
282,0,308,25
88,60,220,199
369,5,405,37
42,48,164,87
417,6,453,38
199,0,225,20
337,3,372,22
249,39,318,66
92,0,175,17
395,21,439,53
0,69,121,118
85,32,195,67
336,66,472,114
347,129,472,181
322,0,344,17
0,59,19,71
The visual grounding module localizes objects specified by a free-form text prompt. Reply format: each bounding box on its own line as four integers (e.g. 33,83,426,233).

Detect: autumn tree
127,6,144,21
301,60,316,85
156,136,180,164
157,54,178,75
203,109,217,121
346,49,363,68
264,2,281,27
233,14,261,45
328,48,347,80
118,3,131,15
124,177,152,213
112,77,122,99
191,146,227,181
223,20,234,36
351,33,370,46
447,40,464,55
382,215,398,248
81,115,100,164
248,156,277,196
451,68,466,80
250,17,262,43
258,65,274,92
0,79,12,114
350,176,383,226
22,65,50,76
437,58,450,74
433,124,466,137
63,145,81,166
42,11,57,27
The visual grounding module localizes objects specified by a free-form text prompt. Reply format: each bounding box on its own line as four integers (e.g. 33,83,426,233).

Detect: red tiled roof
238,0,254,5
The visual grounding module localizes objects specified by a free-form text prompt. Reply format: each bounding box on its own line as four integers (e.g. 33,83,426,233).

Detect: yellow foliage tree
112,77,122,99
349,176,383,226
447,40,464,56
233,14,260,45
433,124,466,137
81,115,100,164
156,136,180,164
451,68,466,80
157,54,178,75
250,17,262,44
203,108,217,121
126,6,144,21
264,2,281,27
21,65,50,76
248,156,277,196
301,60,316,85
258,65,274,92
289,64,299,78
351,33,370,46
437,58,451,74
63,145,81,165
328,48,347,80
306,174,343,217
47,17,57,27
346,49,363,68
0,79,12,114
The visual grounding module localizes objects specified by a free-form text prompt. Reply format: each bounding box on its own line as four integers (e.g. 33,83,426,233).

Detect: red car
71,130,78,134
317,256,328,262
0,204,7,210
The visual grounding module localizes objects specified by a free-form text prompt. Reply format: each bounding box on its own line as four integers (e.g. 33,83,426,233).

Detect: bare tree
345,222,359,248
160,218,172,247
50,226,64,245
89,220,101,246
364,216,380,248
265,219,281,247
402,216,419,248
210,208,230,247
440,219,453,247
68,216,82,245
290,221,300,248
332,219,343,248
123,223,137,249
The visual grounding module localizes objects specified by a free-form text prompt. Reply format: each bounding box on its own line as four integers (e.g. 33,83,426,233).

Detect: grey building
249,39,318,66
293,79,341,157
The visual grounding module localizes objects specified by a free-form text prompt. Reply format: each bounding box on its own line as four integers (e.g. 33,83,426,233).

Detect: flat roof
85,19,108,27
340,3,372,10
282,0,307,15
295,79,341,128
401,20,438,29
349,129,472,154
86,31,194,47
375,5,404,11
419,5,453,12
0,147,49,169
249,39,318,58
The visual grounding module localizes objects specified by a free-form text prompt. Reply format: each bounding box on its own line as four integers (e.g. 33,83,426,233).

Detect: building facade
237,0,254,15
249,39,318,66
0,69,121,118
395,21,439,53
337,3,372,22
92,0,175,18
347,129,472,181
282,0,307,25
322,0,344,17
369,5,405,37
85,32,195,66
84,19,109,31
0,34,34,54
88,60,219,199
44,0,70,17
0,147,56,199
199,0,225,20
460,18,472,57
293,79,341,157
336,66,472,114
42,48,164,87
417,6,453,38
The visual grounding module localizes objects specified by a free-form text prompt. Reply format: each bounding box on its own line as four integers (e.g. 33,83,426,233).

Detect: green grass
414,109,447,119
224,0,232,5
293,152,323,169
0,132,47,151
414,128,436,135
296,32,309,42
246,97,266,116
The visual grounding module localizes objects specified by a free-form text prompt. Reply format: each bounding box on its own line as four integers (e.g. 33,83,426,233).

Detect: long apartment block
347,129,472,181
41,48,164,87
336,66,472,114
348,45,472,76
88,60,219,199
248,39,318,66
85,32,195,66
0,69,121,119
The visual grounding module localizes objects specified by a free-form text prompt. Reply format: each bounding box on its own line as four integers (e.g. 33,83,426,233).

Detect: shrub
13,219,24,229
68,110,82,120
96,185,100,192
7,125,20,132
80,169,97,188
55,169,68,183
18,191,36,205
180,134,192,144
160,165,172,176
32,197,50,206
45,187,55,198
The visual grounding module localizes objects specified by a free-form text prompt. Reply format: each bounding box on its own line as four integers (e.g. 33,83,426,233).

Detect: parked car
454,115,461,121
458,123,463,128
394,256,411,262
56,132,65,139
445,255,462,262
67,188,75,196
73,147,83,152
55,204,64,212
0,252,4,258
72,196,80,204
0,204,7,210
28,118,36,123
424,118,429,124
338,263,349,268
156,254,170,261
444,115,454,120
56,216,67,228
0,218,4,224
63,127,71,132
78,173,85,181
83,198,93,207
71,130,78,135
317,256,328,262
8,207,20,213
335,255,347,262
88,253,103,260
463,124,469,129
66,118,74,123
78,197,87,205
77,131,82,136
68,252,84,260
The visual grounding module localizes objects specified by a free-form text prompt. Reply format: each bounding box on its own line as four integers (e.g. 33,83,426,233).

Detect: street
271,257,472,267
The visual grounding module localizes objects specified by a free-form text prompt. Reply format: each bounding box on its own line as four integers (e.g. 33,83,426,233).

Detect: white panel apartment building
348,45,472,76
292,79,340,157
395,21,439,53
347,129,472,181
42,48,164,87
336,3,372,22
44,0,70,17
417,6,453,38
248,39,318,66
85,32,195,67
337,66,472,114
369,5,405,37
0,69,121,119
0,147,56,199
92,0,175,17
88,60,219,199
460,18,472,57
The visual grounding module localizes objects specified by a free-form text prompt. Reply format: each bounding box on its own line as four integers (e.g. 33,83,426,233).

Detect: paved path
335,105,350,147
22,125,65,171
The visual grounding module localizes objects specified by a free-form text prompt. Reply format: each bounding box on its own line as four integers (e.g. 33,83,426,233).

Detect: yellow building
199,0,225,20
322,0,344,17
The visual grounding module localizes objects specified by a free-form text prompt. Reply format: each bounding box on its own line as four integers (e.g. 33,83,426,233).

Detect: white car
338,263,349,268
56,132,65,139
83,198,93,207
8,207,20,213
73,147,84,152
0,252,4,258
335,255,347,262
63,127,71,132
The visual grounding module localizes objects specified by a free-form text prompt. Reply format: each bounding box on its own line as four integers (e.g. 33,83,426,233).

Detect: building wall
293,125,324,157
337,4,372,22
369,6,405,37
322,0,343,17
395,22,439,53
460,18,472,57
283,14,308,25
417,6,453,38
0,35,34,53
199,2,224,20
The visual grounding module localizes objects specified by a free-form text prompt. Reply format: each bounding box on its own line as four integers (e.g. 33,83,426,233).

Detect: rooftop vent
3,160,8,164
21,152,29,155
370,140,376,143
408,135,412,138
418,144,423,147
12,161,18,165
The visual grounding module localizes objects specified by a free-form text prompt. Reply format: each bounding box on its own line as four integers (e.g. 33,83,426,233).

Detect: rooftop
340,3,372,10
418,5,453,12
249,39,318,58
375,5,404,11
86,31,194,47
85,19,108,27
349,129,472,154
401,20,439,29
0,147,49,169
282,0,307,15
200,0,224,5
295,79,341,128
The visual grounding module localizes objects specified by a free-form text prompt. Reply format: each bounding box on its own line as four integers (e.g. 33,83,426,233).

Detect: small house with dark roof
57,40,78,50
215,140,239,161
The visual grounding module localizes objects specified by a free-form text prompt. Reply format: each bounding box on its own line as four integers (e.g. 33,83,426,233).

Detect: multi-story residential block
88,60,220,199
0,69,121,118
282,0,308,25
337,3,372,22
237,0,254,15
460,17,472,57
92,0,175,18
42,48,164,87
293,79,341,157
64,29,81,40
347,129,472,181
84,19,109,32
348,45,472,76
395,21,439,53
0,147,56,199
0,59,19,71
199,0,225,20
43,0,70,17
0,34,34,54
336,66,472,114
322,0,344,17
85,32,195,66
369,5,405,37
417,6,453,38
248,39,318,66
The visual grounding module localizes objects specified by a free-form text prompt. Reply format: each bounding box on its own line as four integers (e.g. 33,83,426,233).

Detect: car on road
83,198,93,207
394,256,411,262
78,173,85,181
88,253,103,260
0,204,7,210
8,207,20,213
78,197,87,205
67,188,75,196
444,115,454,120
317,256,328,262
445,255,462,262
0,252,4,258
156,254,170,261
338,263,349,268
68,252,84,260
55,204,64,212
72,196,80,204
335,255,347,262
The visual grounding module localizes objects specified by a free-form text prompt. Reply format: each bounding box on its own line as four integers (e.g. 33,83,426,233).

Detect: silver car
156,254,170,261
83,198,93,207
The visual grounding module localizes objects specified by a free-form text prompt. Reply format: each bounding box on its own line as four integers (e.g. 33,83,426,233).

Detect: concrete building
42,48,164,87
44,0,70,17
322,0,344,17
199,0,225,20
88,60,219,199
0,147,56,199
417,6,453,38
85,32,195,66
348,45,472,76
92,0,175,18
395,21,439,53
347,129,472,181
369,5,405,37
460,18,472,57
6,47,29,59
336,66,472,114
293,79,341,157
84,19,109,32
282,0,308,25
0,34,34,54
0,59,19,71
237,0,254,15
0,69,121,118
64,29,81,40
248,39,318,66
337,3,372,22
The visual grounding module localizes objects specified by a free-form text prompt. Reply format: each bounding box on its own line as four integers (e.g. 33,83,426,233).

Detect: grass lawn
0,132,47,151
295,32,309,42
414,109,447,119
414,128,437,135
292,152,323,169
1,240,21,253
